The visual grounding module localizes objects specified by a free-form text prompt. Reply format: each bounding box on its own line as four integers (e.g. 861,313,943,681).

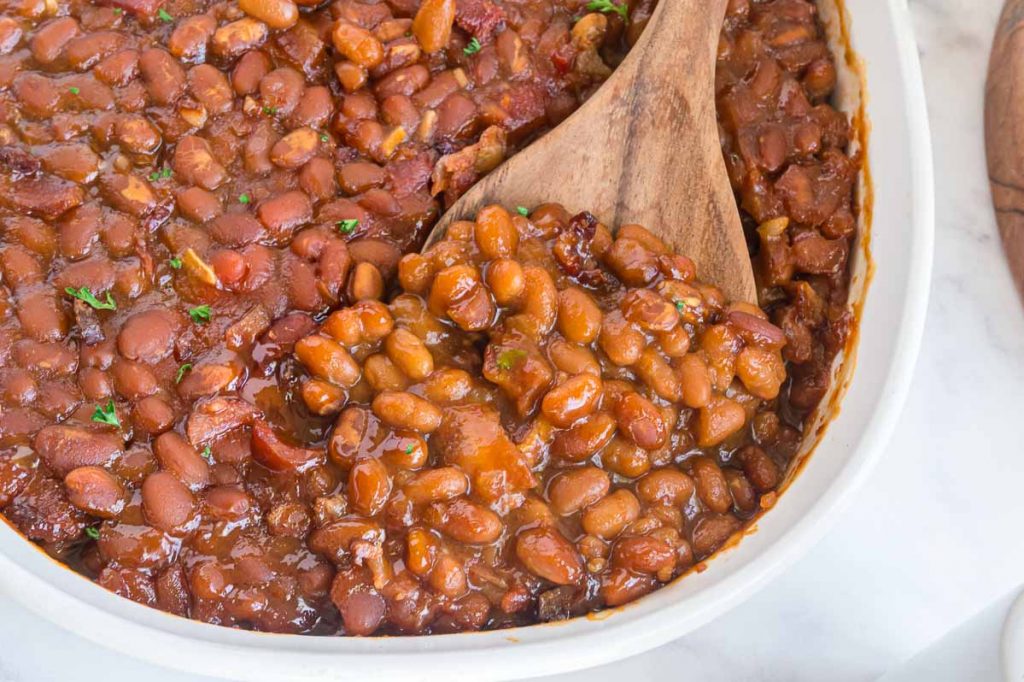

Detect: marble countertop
2,0,1022,679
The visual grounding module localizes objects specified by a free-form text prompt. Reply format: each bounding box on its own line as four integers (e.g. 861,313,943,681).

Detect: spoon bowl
425,0,756,302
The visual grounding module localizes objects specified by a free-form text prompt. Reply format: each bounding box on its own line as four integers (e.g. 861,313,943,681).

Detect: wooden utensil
425,0,756,303
986,0,1024,304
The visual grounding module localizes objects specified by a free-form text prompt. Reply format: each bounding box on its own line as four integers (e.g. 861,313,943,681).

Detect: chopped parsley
404,444,414,454
337,219,358,234
674,296,700,312
68,86,80,95
85,526,101,540
175,363,192,384
113,7,123,14
91,400,120,428
65,286,117,311
169,257,182,269
585,0,628,21
463,37,482,56
516,206,529,216
496,348,527,370
157,8,173,22
320,134,329,143
238,193,251,204
262,105,278,115
189,305,212,323
201,445,213,460
149,166,172,181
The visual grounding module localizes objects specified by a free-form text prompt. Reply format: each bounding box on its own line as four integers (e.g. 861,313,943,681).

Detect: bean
725,468,757,512
423,368,473,403
428,554,468,598
696,396,746,448
33,425,122,477
557,287,602,344
212,18,268,60
349,262,384,301
328,406,372,470
331,568,386,636
598,311,645,366
691,513,740,558
404,467,468,504
474,205,518,259
142,471,196,533
332,21,384,68
153,432,210,490
372,391,442,433
64,466,125,519
687,456,731,513
486,258,525,305
677,353,712,408
637,469,695,507
405,527,439,576
412,0,455,53
581,489,640,539
239,0,299,30
735,346,786,400
550,411,617,462
268,128,319,169
635,347,681,401
515,527,583,585
600,437,651,478
384,328,433,380
541,373,602,428
427,498,502,544
611,536,675,575
736,444,781,492
362,354,409,392
614,392,667,451
601,567,656,607
348,457,392,516
547,467,610,515
295,335,361,388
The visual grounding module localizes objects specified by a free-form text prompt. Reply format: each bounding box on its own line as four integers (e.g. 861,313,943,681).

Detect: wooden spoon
425,0,756,303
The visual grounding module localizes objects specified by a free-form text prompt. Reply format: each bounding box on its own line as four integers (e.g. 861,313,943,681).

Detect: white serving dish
0,0,934,679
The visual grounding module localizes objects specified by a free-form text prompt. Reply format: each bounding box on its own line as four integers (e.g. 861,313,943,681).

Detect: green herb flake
337,219,359,234
91,399,120,428
157,8,173,22
175,363,192,384
262,105,278,115
675,300,685,311
169,257,182,269
189,305,212,323
65,286,117,311
238,193,251,204
68,86,80,95
516,206,529,216
201,445,213,460
585,0,628,21
113,7,123,14
496,348,527,371
320,134,329,143
85,526,101,540
463,37,482,56
404,444,414,454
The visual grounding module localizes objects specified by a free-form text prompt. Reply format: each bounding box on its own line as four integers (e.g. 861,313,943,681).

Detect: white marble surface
2,1,1022,680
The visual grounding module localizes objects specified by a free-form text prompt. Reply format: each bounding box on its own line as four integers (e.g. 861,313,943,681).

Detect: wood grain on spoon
425,0,755,303
986,0,1024,304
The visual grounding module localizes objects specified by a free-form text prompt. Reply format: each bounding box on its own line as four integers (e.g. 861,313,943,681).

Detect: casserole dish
0,0,933,678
